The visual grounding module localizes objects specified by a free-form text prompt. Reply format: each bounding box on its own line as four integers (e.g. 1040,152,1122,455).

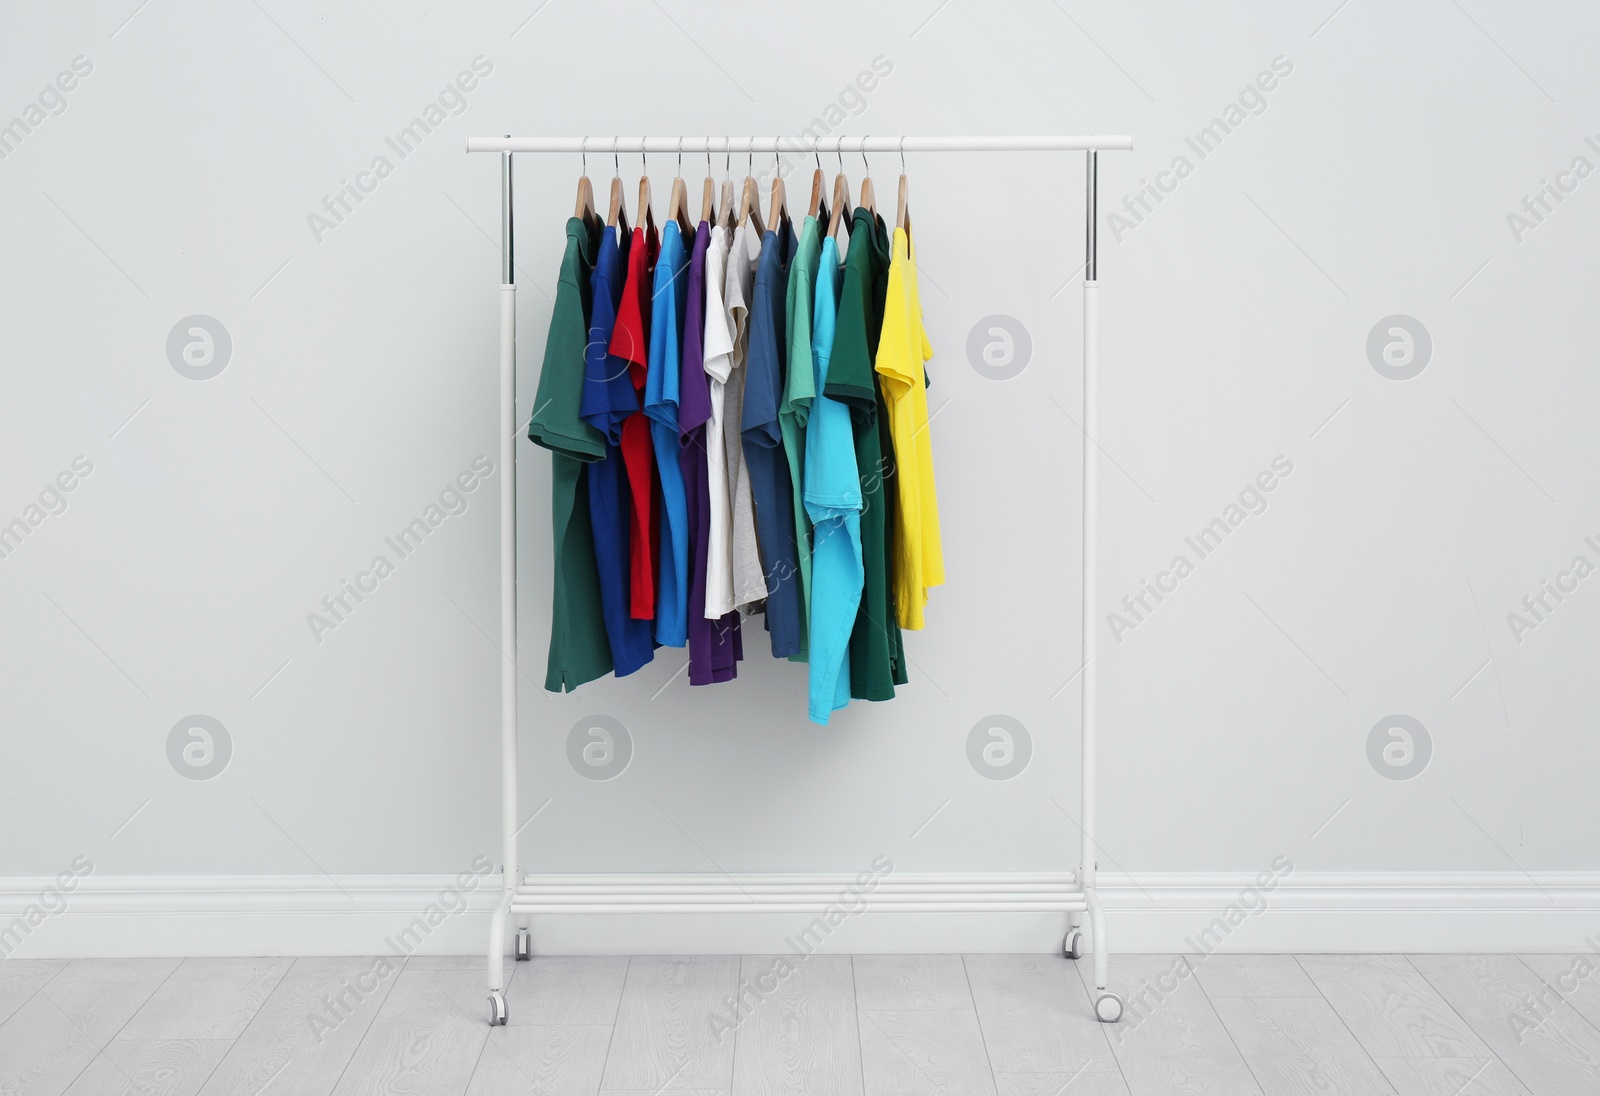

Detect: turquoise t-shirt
803,235,864,723
645,221,690,647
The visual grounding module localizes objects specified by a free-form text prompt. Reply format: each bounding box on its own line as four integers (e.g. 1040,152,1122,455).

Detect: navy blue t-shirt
582,226,654,676
742,221,804,658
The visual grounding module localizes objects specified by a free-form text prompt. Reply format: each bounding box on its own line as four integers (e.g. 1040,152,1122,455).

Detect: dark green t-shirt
826,209,906,700
529,218,612,691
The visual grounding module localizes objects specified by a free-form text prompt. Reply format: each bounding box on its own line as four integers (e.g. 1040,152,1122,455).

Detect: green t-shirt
827,209,906,700
528,217,612,691
779,214,821,662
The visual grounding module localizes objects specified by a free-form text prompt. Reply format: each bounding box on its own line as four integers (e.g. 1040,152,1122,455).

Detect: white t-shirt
714,220,768,615
702,224,735,619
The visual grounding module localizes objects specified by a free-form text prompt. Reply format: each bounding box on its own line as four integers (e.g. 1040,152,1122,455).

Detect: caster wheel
1095,992,1123,1023
515,930,532,962
487,991,507,1026
1063,929,1085,960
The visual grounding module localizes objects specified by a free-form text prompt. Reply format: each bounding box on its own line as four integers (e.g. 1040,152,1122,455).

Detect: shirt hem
545,659,613,693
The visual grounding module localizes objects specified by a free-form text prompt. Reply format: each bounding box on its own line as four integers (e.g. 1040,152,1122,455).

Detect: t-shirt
742,220,805,658
804,234,863,723
780,216,823,660
876,226,945,630
608,221,661,621
827,209,906,700
527,217,612,691
702,224,736,616
580,225,654,677
717,222,767,615
645,221,691,647
680,221,742,684
581,224,641,438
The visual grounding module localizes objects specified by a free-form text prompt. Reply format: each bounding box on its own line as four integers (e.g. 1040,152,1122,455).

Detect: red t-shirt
608,220,660,620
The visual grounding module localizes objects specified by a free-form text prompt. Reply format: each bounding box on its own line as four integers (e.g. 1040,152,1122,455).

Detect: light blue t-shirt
804,235,864,723
646,221,690,647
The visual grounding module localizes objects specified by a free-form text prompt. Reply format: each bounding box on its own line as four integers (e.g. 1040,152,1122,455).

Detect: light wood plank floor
0,954,1593,1095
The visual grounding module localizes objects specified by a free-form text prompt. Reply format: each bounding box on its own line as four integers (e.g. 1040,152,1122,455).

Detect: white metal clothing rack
465,134,1133,1028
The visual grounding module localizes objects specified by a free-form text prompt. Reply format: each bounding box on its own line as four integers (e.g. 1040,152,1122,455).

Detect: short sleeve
529,236,605,462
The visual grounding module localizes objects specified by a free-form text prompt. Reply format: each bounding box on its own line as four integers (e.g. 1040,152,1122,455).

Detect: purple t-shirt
681,221,742,684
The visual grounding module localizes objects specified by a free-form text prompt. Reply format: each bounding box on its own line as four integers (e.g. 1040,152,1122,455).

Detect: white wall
2,0,1597,951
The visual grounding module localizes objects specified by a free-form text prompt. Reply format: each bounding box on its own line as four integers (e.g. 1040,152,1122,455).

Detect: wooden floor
0,952,1596,1095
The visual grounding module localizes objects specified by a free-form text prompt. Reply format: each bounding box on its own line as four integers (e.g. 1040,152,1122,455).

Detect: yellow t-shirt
875,227,944,630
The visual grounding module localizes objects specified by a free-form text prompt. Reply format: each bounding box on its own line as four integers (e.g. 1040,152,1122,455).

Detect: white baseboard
2,871,1597,959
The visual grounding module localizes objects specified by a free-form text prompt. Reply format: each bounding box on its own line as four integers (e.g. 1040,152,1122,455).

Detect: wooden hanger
573,139,599,234
607,174,625,228
605,140,626,229
895,138,909,232
767,173,788,235
715,142,736,230
827,168,853,240
667,176,691,236
637,170,653,235
661,140,689,235
858,137,877,217
575,175,597,230
738,167,765,236
807,158,825,219
697,141,717,225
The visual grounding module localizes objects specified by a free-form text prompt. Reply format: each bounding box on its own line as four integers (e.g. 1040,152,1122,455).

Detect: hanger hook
860,136,870,176
899,135,906,175
814,142,822,173
613,137,619,178
580,135,587,176
706,136,712,177
747,140,754,177
724,136,731,179
677,135,684,176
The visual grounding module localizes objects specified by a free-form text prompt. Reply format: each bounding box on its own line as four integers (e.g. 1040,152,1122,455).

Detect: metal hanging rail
466,134,1133,1029
467,135,1133,154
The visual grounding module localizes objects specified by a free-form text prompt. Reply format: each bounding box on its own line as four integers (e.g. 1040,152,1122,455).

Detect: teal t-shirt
780,215,822,661
528,217,612,691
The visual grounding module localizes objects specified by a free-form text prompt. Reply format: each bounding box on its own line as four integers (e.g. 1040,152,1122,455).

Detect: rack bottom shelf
506,873,1090,915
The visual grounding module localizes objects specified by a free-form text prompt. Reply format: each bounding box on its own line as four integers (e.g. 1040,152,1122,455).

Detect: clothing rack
464,134,1134,1027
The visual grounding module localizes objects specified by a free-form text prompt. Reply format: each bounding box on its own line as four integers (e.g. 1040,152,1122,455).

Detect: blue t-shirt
581,224,642,440
742,222,804,658
804,235,863,722
581,226,654,676
645,222,690,648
